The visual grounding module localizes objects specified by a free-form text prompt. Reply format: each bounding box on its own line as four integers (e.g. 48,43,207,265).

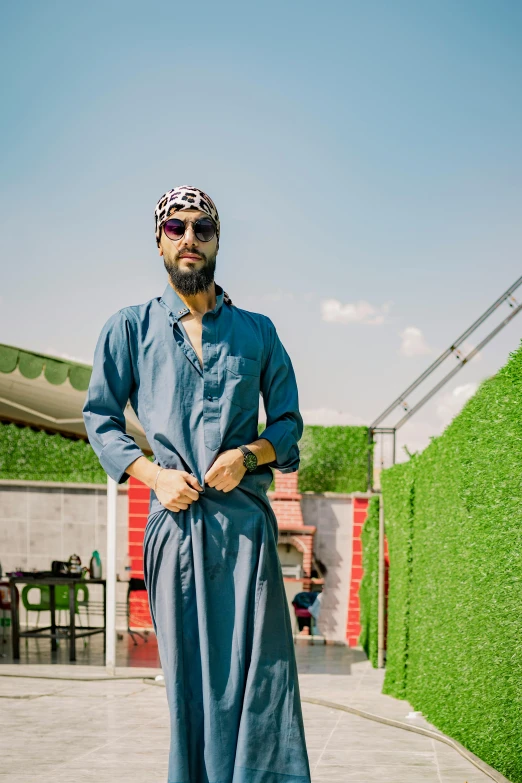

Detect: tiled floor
305,704,495,783
0,637,503,783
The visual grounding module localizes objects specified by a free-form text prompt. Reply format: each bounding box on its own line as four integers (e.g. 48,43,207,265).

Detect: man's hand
204,449,246,493
155,469,203,512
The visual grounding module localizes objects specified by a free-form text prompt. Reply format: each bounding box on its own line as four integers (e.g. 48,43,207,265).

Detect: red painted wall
346,497,367,645
128,476,152,628
346,496,389,648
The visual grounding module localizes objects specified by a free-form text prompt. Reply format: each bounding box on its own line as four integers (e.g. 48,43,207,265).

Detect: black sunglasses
162,216,216,243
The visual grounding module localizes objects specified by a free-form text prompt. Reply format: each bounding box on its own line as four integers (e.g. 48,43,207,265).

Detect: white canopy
0,344,150,452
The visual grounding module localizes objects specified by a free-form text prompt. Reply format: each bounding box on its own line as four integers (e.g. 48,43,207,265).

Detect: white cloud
321,298,391,325
398,332,481,362
436,382,478,427
399,326,432,357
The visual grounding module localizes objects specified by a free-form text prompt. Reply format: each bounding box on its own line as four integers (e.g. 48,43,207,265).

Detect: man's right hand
155,469,203,512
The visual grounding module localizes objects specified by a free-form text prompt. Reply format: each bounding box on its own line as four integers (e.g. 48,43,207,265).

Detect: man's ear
158,245,163,257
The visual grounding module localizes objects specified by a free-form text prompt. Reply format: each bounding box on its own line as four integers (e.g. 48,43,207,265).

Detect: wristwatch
237,445,258,472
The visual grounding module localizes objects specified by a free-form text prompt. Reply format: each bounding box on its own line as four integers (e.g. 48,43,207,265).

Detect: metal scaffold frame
371,274,522,667
368,274,522,491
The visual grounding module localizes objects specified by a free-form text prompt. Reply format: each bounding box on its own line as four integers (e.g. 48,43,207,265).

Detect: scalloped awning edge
0,344,92,391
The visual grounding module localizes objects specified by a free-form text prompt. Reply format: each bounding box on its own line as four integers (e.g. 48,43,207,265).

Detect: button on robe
83,283,311,783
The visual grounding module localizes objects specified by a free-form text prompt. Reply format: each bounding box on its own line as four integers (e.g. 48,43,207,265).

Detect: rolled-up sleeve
83,311,145,484
260,318,304,473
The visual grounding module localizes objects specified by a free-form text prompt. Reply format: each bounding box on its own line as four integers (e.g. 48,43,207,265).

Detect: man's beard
164,253,217,296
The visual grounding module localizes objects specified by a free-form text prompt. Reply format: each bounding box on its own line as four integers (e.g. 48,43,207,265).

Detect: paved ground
0,640,500,783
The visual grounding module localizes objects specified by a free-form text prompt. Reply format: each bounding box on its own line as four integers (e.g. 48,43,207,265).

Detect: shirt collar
160,282,225,321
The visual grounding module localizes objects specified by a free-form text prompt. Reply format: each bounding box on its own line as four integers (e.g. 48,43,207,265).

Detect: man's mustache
177,251,206,261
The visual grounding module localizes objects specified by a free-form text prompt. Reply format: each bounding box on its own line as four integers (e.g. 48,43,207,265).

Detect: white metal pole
106,475,118,675
377,493,385,668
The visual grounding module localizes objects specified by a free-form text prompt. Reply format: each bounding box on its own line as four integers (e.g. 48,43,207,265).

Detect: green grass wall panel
381,341,522,781
359,494,380,667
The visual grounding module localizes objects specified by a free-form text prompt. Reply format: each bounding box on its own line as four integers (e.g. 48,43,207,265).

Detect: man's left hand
204,448,246,492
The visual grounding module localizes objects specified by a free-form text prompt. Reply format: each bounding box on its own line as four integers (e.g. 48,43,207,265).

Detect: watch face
244,452,257,471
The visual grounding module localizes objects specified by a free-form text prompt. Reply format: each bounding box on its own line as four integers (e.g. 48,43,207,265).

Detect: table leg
50,585,57,652
10,582,20,660
69,583,76,662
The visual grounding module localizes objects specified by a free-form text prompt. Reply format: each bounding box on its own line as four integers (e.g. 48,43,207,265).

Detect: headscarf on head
154,185,232,305
154,186,220,248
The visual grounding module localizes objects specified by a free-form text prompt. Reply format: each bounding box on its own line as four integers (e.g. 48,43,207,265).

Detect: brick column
269,471,315,589
270,472,303,524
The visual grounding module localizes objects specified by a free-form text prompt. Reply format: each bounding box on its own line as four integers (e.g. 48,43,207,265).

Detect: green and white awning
0,344,92,390
0,343,150,452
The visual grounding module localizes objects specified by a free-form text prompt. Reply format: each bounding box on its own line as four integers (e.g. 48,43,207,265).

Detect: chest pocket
224,355,261,411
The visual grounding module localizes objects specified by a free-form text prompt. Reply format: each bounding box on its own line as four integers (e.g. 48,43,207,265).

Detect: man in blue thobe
83,186,311,783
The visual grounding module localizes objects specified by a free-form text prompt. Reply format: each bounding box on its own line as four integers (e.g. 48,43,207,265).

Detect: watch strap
238,445,258,471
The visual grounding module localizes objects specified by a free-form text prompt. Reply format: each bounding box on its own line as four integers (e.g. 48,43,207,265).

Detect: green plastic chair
21,583,90,645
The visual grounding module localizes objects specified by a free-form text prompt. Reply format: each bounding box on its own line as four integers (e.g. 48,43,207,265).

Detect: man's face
158,208,219,295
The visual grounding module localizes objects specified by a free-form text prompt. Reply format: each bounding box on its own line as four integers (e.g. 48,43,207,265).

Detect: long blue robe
83,282,311,783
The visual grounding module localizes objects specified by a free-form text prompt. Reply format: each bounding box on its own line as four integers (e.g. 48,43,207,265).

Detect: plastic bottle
89,550,102,579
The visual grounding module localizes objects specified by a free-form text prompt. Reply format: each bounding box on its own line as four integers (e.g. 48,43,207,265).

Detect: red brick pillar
346,496,368,646
128,476,153,628
269,471,315,590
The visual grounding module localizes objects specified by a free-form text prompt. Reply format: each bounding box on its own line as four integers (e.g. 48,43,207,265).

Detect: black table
9,576,106,663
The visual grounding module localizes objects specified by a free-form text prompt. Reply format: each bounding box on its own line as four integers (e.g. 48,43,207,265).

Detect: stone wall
301,492,354,643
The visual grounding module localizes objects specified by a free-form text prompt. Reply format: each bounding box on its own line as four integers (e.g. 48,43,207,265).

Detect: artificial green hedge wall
381,459,415,700
381,342,522,782
358,494,380,667
0,422,106,483
258,422,369,492
296,425,370,493
2,421,370,491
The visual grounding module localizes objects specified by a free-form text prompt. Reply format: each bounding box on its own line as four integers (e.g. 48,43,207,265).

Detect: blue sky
1,0,521,460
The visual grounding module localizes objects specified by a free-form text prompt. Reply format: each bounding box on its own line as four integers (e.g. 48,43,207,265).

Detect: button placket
202,316,220,451
173,311,203,376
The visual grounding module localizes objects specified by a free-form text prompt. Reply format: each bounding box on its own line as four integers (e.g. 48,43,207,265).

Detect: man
83,186,311,783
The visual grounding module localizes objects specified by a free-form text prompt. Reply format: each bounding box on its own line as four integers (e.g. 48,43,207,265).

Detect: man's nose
181,223,198,246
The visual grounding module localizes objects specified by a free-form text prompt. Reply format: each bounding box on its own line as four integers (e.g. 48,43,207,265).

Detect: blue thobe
83,282,311,783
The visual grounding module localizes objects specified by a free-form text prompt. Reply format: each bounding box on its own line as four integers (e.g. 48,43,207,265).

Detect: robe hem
233,765,311,781
168,770,310,783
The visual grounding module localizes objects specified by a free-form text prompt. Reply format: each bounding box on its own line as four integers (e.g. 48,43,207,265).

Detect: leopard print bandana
154,186,231,305
154,186,220,248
